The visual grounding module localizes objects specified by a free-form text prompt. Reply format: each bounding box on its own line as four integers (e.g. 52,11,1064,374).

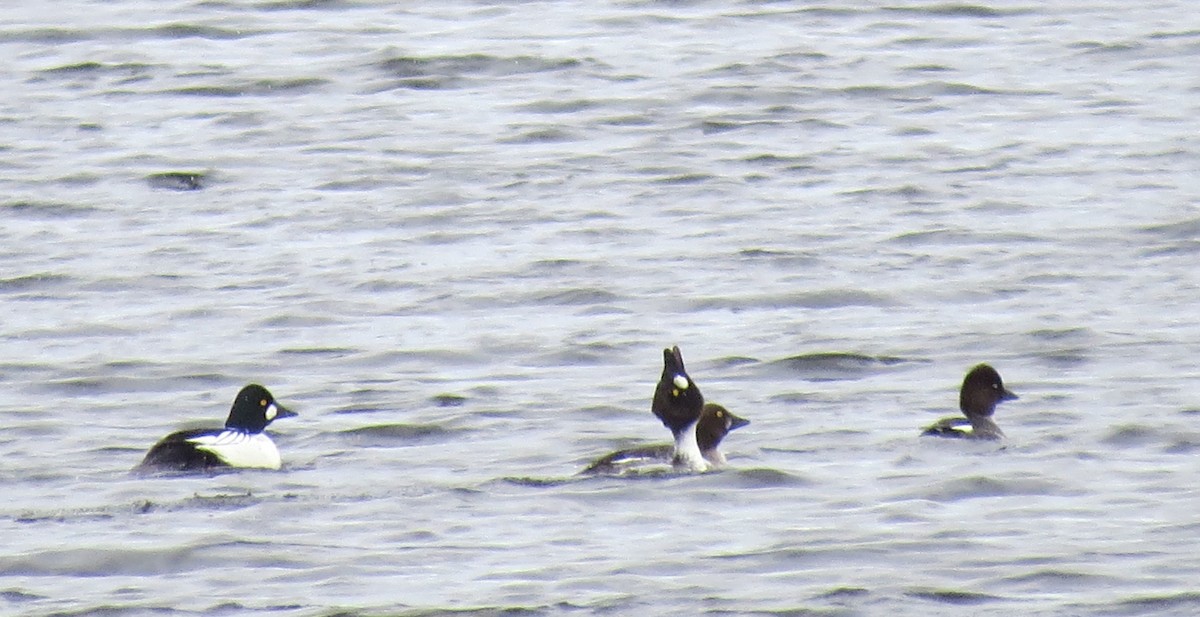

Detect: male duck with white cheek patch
652,345,710,472
134,384,297,474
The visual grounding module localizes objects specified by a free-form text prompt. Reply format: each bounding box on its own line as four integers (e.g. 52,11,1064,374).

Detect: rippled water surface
3,1,1200,615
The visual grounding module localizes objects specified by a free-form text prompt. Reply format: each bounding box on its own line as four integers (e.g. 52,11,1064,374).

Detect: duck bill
664,346,686,374
1001,388,1018,402
272,403,298,419
729,415,750,431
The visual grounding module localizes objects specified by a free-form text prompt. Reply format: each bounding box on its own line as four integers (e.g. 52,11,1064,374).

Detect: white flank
672,420,710,472
608,453,675,476
188,430,283,469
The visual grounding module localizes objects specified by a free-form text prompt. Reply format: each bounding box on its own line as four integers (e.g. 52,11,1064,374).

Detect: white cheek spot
265,403,277,421
673,375,689,390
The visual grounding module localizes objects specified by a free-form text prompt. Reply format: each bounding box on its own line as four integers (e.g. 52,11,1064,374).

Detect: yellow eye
260,399,268,407
716,410,724,418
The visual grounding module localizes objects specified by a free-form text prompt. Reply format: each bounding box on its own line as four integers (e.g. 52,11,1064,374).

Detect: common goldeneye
581,403,749,475
921,364,1017,440
134,384,297,474
652,345,710,471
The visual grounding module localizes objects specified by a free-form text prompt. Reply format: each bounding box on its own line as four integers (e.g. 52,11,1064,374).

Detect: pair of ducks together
133,346,1018,475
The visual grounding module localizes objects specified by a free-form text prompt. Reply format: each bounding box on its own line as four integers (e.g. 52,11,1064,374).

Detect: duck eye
261,399,268,407
716,410,724,418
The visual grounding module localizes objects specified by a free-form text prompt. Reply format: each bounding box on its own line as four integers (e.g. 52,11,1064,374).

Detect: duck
134,384,297,474
651,345,711,471
581,403,749,475
921,364,1017,440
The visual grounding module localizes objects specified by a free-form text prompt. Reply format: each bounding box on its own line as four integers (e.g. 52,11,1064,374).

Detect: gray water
3,1,1200,615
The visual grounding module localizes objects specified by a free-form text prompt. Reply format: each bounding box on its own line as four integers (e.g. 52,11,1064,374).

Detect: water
2,1,1199,615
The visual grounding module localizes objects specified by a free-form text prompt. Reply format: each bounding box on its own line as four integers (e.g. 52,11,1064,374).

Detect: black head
696,403,749,452
651,346,705,438
225,384,297,433
959,364,1017,418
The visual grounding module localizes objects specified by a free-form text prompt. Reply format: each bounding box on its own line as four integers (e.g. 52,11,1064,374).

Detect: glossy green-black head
959,364,1017,418
652,346,705,437
696,403,749,452
225,384,297,433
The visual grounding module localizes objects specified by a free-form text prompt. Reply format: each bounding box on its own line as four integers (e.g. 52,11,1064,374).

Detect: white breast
672,420,711,473
188,430,283,469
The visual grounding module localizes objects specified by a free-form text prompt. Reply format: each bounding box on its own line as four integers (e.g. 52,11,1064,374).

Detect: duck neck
672,420,710,472
702,447,727,467
967,415,1005,440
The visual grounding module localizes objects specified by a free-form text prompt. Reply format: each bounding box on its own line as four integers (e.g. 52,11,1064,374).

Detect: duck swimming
581,402,749,475
134,384,297,474
921,363,1017,440
652,345,710,471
